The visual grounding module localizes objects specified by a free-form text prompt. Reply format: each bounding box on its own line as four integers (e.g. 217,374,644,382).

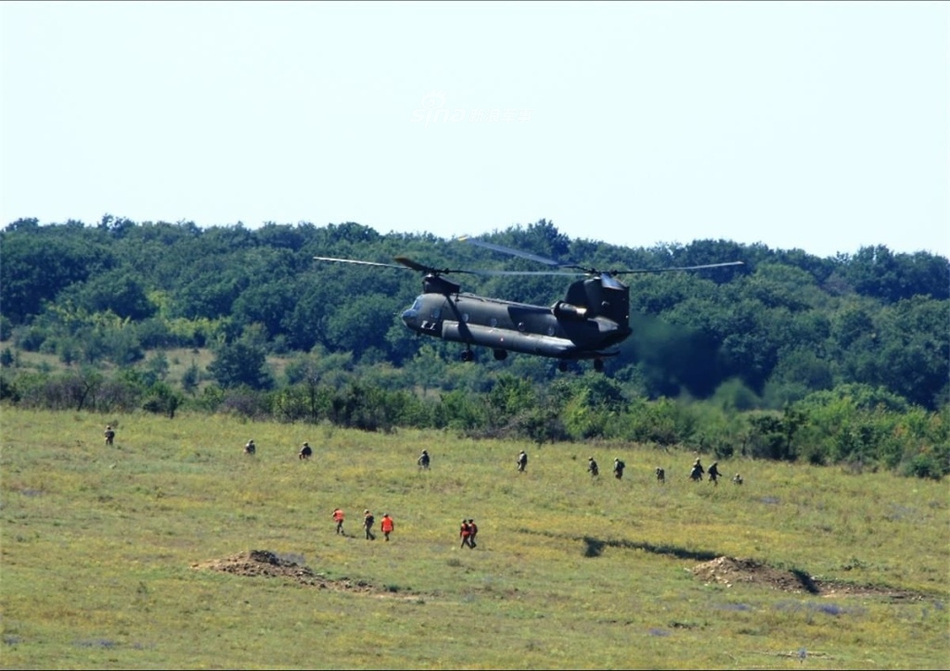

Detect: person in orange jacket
459,519,472,548
332,508,345,535
380,513,395,541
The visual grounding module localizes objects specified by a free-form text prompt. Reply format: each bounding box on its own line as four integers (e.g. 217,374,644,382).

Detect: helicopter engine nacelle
423,274,461,295
552,301,588,322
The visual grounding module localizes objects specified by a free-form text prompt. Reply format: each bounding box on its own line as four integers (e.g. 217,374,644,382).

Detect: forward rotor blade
393,256,482,276
313,256,411,271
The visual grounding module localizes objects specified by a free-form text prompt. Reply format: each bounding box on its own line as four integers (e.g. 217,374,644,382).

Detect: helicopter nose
401,307,418,327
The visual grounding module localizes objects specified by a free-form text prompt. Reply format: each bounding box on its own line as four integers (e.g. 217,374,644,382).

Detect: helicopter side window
430,307,441,319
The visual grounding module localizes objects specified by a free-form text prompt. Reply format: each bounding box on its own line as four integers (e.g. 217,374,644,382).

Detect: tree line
1,216,947,478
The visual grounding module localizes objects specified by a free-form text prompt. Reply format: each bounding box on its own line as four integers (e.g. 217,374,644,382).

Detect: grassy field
2,407,948,669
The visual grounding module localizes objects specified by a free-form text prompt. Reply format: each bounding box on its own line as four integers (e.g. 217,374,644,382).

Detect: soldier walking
418,450,430,470
517,450,528,473
587,456,599,477
690,458,705,481
613,458,625,480
363,510,376,540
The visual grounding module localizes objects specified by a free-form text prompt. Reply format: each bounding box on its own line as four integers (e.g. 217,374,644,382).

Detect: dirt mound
691,556,924,599
692,556,818,593
192,550,377,593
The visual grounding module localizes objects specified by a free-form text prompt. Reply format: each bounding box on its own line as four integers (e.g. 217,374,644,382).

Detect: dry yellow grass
2,407,948,669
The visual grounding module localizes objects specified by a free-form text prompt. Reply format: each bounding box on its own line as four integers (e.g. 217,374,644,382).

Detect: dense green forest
2,216,947,478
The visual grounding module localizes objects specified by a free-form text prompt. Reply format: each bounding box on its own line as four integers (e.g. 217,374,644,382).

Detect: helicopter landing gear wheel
558,360,569,373
461,349,475,363
493,349,508,361
594,358,604,372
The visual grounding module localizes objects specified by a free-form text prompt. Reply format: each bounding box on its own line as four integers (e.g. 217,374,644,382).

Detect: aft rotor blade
609,261,745,276
313,256,411,271
472,269,586,277
458,236,568,268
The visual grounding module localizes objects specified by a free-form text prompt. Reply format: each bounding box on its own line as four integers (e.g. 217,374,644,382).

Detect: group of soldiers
422,446,745,488
243,439,312,459
102,425,745,552
330,507,477,549
688,458,743,486
330,509,396,541
586,456,626,479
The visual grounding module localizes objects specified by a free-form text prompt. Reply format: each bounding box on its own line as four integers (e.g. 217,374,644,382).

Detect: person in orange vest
380,513,395,541
459,519,472,548
332,508,345,535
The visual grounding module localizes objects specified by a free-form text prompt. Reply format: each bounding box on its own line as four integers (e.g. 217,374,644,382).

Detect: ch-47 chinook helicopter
315,238,743,372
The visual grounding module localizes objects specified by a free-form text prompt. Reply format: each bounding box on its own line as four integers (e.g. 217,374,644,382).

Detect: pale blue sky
2,1,947,259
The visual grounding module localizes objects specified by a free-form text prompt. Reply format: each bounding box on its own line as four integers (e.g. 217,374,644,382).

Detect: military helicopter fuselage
400,273,632,368
314,240,741,372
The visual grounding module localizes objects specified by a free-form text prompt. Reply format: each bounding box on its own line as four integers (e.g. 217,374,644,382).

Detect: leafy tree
485,373,537,428
839,246,950,302
181,360,200,395
207,340,273,390
62,269,155,320
324,293,402,361
0,227,114,323
231,281,298,341
142,381,182,418
143,351,170,384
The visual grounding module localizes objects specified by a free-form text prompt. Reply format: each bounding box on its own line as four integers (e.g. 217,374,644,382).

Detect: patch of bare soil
192,550,382,595
691,556,925,600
